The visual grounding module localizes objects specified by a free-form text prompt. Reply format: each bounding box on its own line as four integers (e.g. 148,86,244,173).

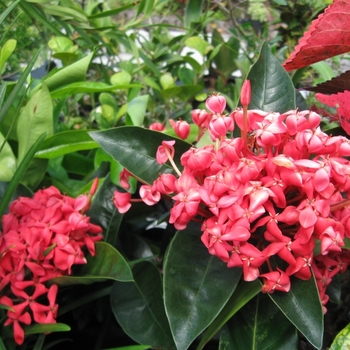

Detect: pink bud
149,122,165,131
240,80,251,107
170,119,190,140
206,94,226,114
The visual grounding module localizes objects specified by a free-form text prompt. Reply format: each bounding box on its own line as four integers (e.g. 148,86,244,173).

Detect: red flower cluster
0,183,103,344
113,89,350,312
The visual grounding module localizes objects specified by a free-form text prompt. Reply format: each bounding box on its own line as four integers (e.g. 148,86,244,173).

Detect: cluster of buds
0,181,103,344
113,82,350,312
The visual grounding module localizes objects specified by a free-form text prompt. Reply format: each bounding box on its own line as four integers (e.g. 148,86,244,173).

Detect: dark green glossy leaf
51,242,133,286
35,130,98,158
24,323,70,335
103,346,151,350
111,261,175,348
88,176,122,247
89,126,191,185
247,42,295,113
219,293,298,350
268,276,324,349
164,223,242,350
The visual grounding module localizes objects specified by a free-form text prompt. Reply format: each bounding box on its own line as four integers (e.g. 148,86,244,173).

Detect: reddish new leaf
316,91,350,135
303,70,350,94
283,0,350,71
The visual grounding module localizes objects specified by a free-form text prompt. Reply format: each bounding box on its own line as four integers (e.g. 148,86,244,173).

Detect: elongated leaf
24,323,70,335
89,126,191,185
111,261,175,348
161,84,204,102
268,276,324,349
247,42,295,113
0,47,42,124
0,132,46,219
88,176,122,247
164,223,242,350
87,3,135,19
43,52,94,92
51,242,133,286
17,84,53,163
219,293,298,350
39,4,87,22
50,82,141,99
184,0,203,28
0,0,20,25
0,131,16,181
35,130,98,158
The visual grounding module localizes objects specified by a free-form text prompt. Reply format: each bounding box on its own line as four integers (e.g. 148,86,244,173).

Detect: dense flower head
113,92,350,312
0,185,103,344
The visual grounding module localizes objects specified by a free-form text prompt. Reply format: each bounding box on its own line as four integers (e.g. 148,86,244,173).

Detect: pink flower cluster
113,90,350,312
0,183,103,344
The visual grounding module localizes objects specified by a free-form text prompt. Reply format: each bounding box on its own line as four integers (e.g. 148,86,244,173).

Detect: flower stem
165,147,182,177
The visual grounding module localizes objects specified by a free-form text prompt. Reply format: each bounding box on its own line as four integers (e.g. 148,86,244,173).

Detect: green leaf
330,323,350,350
0,47,42,124
161,85,204,102
48,36,75,53
0,132,17,181
0,133,46,219
219,293,298,350
127,95,149,126
87,3,135,19
103,346,151,350
247,42,296,113
185,36,210,56
268,276,324,349
0,0,20,25
197,280,261,349
24,323,70,335
50,82,140,99
89,126,191,185
51,242,133,286
39,4,87,22
0,39,16,74
111,261,175,348
164,223,242,350
43,52,94,92
17,84,53,163
35,130,98,158
88,176,123,247
311,61,335,82
184,0,203,28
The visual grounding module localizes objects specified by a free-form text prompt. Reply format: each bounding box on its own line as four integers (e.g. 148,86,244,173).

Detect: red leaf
316,91,350,135
283,0,350,71
303,70,350,94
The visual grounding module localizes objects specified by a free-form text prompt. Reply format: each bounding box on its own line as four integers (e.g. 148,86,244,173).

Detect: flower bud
206,94,226,114
170,119,190,140
240,80,251,107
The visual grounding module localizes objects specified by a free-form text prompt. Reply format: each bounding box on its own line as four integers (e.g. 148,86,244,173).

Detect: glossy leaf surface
111,261,175,348
89,126,191,184
330,323,350,350
164,223,242,350
219,293,298,350
52,242,133,286
247,42,295,113
268,276,324,349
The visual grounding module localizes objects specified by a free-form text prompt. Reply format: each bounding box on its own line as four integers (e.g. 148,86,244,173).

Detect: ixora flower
0,181,103,345
113,87,350,312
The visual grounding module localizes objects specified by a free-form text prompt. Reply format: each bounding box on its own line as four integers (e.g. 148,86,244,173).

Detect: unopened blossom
113,191,132,214
206,93,226,114
170,119,190,140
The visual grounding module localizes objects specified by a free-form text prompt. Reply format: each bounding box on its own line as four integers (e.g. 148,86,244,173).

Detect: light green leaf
48,36,75,53
39,4,87,22
184,0,203,28
160,73,175,89
17,84,53,163
111,71,132,85
43,52,94,92
0,132,16,181
24,323,70,335
330,323,350,350
127,95,149,126
0,39,16,74
185,36,210,56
